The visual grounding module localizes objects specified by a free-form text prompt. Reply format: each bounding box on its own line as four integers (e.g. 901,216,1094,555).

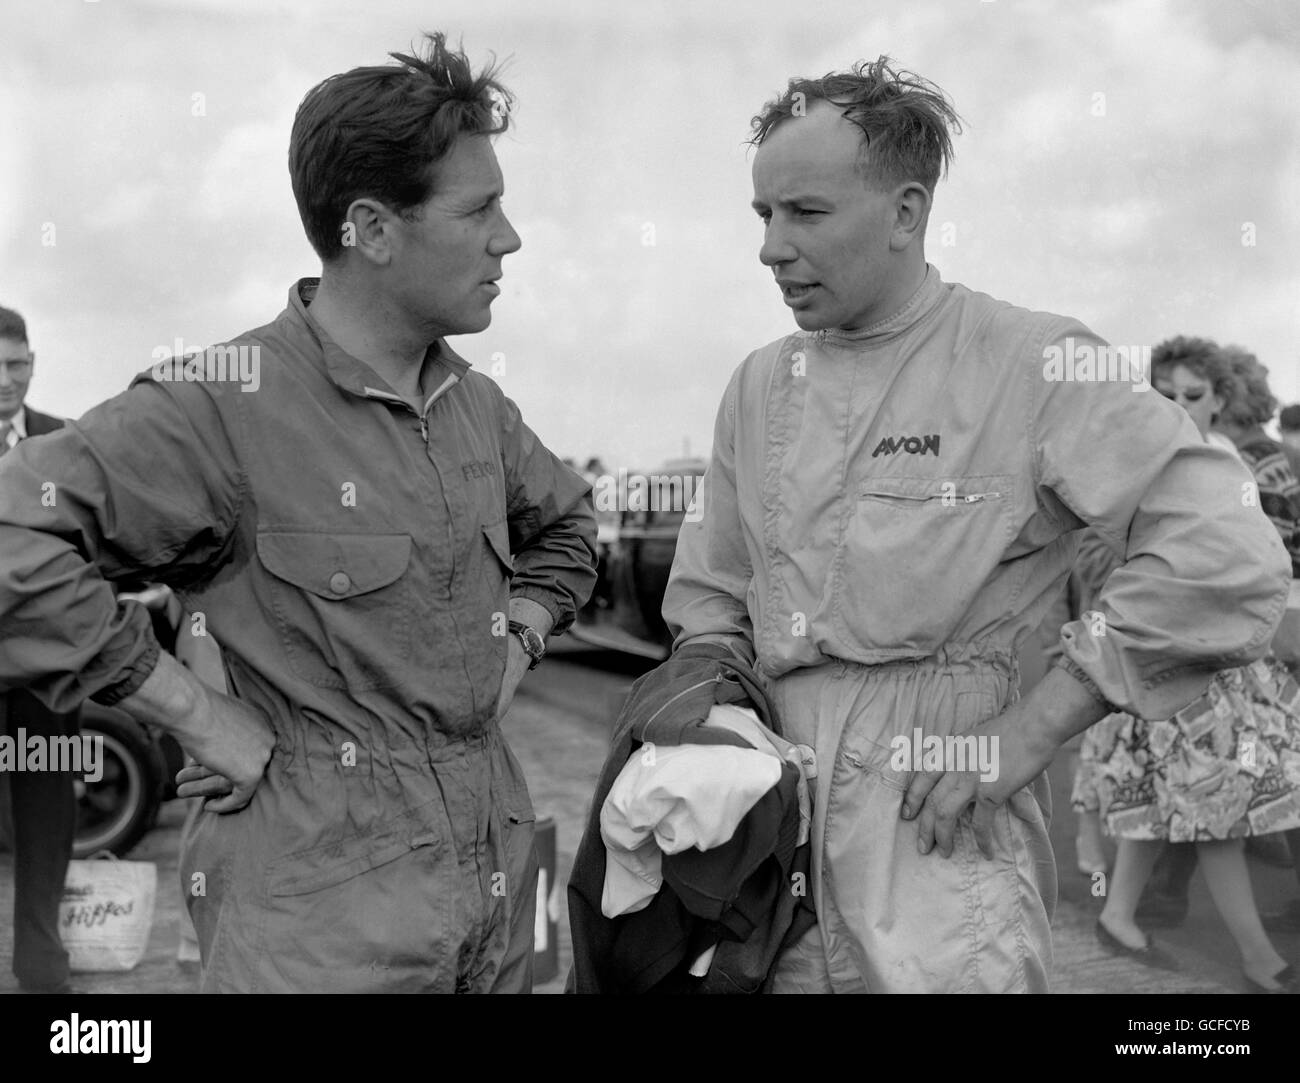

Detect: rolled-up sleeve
662,367,756,662
1033,322,1291,719
0,377,242,713
498,392,597,633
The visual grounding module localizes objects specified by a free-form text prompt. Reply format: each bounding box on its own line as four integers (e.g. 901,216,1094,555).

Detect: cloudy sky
2,0,1297,468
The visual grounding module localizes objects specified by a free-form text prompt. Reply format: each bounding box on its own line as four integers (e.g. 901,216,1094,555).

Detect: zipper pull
419,413,429,443
963,491,1001,503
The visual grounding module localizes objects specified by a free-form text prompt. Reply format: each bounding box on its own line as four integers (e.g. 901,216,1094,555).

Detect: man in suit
0,304,81,993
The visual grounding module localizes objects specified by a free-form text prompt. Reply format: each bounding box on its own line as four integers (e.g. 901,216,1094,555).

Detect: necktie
0,420,12,457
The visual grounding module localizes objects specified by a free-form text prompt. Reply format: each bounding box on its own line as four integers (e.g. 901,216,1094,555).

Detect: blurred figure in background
583,456,617,612
1043,529,1122,876
0,305,82,994
1086,336,1300,993
1276,404,1300,484
1214,352,1300,937
1079,339,1245,924
1214,349,1300,578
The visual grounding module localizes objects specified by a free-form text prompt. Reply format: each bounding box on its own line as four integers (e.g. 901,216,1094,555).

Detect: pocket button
329,571,352,595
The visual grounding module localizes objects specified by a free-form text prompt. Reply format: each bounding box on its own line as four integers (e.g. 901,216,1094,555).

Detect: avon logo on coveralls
871,433,941,458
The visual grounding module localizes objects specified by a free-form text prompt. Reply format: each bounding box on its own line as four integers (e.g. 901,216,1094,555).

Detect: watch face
511,622,544,663
508,621,545,666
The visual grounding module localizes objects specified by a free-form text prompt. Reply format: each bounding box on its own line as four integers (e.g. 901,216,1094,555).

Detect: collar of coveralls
815,262,945,349
288,277,471,402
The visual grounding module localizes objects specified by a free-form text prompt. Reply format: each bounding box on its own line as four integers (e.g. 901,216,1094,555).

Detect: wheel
73,707,165,858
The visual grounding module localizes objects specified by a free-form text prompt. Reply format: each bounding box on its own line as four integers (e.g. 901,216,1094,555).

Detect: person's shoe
1095,919,1182,971
1246,834,1295,869
1242,964,1300,994
1260,899,1300,935
1134,891,1189,928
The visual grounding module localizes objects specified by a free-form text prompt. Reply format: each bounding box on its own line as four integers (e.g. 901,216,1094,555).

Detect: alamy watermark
0,728,102,782
890,727,1000,782
50,1014,151,1063
1042,337,1151,392
151,339,261,392
592,469,703,523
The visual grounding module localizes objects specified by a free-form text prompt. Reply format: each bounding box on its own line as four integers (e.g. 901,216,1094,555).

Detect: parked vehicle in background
574,457,708,657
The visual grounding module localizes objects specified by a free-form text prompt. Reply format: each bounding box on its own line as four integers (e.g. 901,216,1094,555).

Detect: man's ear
341,198,396,266
890,181,931,251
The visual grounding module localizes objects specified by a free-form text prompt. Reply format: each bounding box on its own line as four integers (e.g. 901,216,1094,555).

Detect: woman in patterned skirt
1079,336,1300,993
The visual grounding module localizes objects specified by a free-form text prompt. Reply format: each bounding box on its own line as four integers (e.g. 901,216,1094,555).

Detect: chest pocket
257,531,414,691
830,475,1014,655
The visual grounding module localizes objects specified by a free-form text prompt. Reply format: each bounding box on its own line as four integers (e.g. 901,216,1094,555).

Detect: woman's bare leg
1197,837,1288,989
1099,838,1164,948
1076,809,1107,873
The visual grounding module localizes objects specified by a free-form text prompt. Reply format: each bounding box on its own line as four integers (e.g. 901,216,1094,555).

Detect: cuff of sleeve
1052,654,1116,713
510,587,568,634
674,633,756,669
89,631,162,707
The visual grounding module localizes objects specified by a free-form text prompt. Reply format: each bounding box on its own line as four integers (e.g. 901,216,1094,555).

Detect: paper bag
59,853,157,971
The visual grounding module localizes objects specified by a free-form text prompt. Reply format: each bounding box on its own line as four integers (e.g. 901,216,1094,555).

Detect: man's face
751,102,902,332
385,134,521,339
0,337,33,422
1153,363,1222,437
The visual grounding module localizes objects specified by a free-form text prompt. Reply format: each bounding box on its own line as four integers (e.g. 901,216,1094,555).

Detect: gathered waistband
761,643,1020,681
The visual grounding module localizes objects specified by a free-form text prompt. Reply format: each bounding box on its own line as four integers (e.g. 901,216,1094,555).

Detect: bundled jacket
567,642,815,993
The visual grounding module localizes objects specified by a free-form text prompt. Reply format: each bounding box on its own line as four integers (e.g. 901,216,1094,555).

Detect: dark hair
1150,336,1237,413
749,56,962,194
1217,345,1278,428
0,305,28,344
289,31,513,262
1279,404,1300,432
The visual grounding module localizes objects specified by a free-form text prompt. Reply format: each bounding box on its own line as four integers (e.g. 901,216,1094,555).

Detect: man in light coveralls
663,57,1290,992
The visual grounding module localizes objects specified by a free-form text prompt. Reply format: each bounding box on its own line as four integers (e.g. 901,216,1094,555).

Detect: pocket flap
257,532,411,599
482,519,514,574
268,818,444,897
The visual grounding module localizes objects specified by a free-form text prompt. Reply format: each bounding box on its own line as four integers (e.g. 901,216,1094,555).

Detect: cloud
5,0,1298,459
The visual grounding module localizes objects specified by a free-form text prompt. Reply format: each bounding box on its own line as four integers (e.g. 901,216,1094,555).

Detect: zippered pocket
833,475,1015,654
638,675,725,732
860,484,1003,507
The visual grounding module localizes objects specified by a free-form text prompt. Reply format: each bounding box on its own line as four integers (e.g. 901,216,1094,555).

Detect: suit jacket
4,406,75,724
22,406,65,438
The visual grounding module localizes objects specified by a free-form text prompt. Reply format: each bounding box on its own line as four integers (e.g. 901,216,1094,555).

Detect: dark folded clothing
567,642,816,994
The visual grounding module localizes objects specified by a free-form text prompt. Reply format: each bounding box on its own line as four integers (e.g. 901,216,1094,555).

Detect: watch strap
508,620,545,669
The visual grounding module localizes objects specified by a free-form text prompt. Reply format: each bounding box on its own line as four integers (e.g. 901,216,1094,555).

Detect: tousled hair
1150,336,1237,411
1217,345,1278,428
289,31,513,262
749,56,962,194
1150,335,1282,428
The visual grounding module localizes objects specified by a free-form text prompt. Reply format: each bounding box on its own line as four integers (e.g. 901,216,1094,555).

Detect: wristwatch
508,620,546,670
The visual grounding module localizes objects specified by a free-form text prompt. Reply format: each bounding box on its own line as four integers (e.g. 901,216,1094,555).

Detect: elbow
1232,532,1293,664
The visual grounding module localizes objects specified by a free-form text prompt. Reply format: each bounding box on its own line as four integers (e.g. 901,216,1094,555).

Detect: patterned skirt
1071,657,1300,842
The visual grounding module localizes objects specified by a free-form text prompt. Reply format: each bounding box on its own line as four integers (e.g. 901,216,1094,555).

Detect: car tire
73,706,165,858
